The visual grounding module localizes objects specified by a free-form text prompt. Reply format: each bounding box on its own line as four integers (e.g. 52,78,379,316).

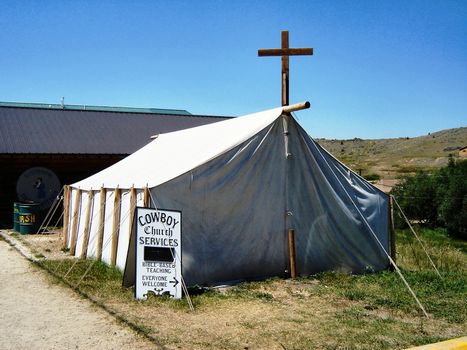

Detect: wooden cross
258,31,313,106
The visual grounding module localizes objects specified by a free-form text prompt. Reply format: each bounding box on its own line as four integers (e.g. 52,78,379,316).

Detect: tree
437,158,467,239
391,171,438,226
390,158,466,239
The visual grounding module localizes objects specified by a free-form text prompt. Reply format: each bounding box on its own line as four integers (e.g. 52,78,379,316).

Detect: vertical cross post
258,30,313,106
282,31,289,106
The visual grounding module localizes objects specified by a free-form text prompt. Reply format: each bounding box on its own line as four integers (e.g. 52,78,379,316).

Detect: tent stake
288,229,296,278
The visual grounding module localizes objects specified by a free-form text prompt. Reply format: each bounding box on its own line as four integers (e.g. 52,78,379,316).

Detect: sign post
135,207,182,299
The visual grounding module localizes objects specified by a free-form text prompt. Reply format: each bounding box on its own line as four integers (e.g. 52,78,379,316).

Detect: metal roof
0,101,192,116
0,103,229,155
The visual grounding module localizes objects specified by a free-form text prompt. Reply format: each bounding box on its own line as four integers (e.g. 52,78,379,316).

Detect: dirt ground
0,237,158,350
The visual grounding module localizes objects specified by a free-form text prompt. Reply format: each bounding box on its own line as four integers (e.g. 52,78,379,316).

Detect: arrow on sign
170,277,179,287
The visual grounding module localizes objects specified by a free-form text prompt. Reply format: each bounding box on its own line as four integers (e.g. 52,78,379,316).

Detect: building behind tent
0,101,228,227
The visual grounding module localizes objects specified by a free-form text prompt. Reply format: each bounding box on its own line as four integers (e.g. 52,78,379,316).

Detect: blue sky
1,0,465,139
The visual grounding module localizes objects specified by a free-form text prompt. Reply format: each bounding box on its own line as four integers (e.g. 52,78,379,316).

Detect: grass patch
34,227,466,349
40,258,134,301
312,227,466,324
396,227,466,274
226,280,275,302
397,226,467,253
314,270,466,323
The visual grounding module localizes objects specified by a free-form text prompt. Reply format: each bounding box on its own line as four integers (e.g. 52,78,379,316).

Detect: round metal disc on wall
16,167,61,210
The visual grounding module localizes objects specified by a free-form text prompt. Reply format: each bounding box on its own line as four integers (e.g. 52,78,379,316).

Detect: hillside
315,127,467,179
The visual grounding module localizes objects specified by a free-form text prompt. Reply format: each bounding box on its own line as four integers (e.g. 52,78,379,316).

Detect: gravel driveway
0,239,157,349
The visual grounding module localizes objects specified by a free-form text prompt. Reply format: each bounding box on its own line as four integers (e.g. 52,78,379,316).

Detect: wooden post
69,188,81,256
110,187,121,266
80,190,94,259
96,187,106,261
288,229,296,278
143,186,150,207
128,187,137,239
281,31,289,106
389,195,396,269
62,185,71,249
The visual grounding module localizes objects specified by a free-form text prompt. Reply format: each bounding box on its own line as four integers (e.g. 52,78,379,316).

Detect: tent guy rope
392,196,442,279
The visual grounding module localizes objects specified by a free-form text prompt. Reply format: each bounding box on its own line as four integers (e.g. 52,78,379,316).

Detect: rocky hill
315,127,467,179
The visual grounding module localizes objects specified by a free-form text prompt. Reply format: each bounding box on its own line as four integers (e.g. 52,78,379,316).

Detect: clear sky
1,0,465,139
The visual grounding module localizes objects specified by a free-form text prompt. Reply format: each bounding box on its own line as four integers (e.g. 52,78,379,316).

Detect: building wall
0,154,124,228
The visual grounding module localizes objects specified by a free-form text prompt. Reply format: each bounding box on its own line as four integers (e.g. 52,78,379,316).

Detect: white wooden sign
135,207,182,299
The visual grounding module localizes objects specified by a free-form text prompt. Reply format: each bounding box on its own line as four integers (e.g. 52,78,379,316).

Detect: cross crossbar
258,48,313,56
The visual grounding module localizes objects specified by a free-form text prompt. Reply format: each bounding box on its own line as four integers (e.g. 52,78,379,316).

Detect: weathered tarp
65,106,390,286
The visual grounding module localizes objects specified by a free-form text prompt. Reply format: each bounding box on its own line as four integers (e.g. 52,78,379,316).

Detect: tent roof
72,106,284,190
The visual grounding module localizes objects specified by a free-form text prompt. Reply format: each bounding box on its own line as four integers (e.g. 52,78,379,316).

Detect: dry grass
11,226,461,350
316,127,467,178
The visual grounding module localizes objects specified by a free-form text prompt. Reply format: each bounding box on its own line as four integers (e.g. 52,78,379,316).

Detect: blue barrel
13,202,20,232
18,203,40,234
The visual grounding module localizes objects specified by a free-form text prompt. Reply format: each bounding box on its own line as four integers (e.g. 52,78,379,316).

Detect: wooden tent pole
62,185,71,249
96,187,106,261
110,187,121,266
288,229,296,278
80,190,94,259
143,186,150,207
69,188,81,256
128,187,137,241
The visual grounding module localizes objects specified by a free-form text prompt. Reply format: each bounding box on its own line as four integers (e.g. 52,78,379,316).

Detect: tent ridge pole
282,101,310,113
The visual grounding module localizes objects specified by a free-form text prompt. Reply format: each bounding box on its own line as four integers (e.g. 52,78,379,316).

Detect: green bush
391,158,466,239
436,158,467,239
364,173,381,181
391,172,438,226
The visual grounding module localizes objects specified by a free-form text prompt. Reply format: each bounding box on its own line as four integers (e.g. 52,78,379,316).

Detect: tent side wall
288,118,390,274
149,120,288,286
64,187,144,270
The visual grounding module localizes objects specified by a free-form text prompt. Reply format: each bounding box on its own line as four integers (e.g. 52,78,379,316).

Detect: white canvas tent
62,104,393,286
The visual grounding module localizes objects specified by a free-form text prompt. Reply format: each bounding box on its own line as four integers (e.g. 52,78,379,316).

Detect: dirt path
0,239,157,350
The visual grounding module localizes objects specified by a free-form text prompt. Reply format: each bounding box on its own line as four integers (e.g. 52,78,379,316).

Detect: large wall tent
62,104,392,286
